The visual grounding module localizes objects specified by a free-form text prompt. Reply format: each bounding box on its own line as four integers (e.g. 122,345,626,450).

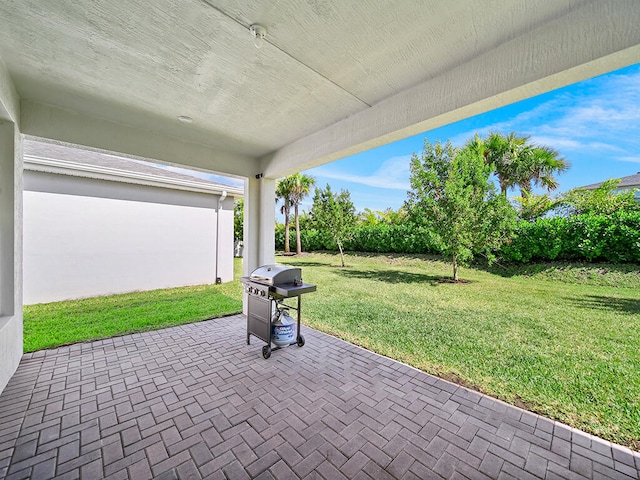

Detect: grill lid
249,264,301,286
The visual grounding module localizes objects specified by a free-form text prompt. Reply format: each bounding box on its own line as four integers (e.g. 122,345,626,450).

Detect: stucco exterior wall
0,119,22,396
23,171,234,304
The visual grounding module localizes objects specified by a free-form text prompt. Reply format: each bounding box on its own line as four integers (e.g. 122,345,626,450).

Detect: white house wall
23,171,234,304
0,116,23,394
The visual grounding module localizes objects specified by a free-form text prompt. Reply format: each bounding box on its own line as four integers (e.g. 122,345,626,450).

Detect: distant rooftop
582,171,640,190
23,139,243,196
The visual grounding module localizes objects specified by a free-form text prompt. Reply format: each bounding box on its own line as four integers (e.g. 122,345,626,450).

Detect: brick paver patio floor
1,314,639,479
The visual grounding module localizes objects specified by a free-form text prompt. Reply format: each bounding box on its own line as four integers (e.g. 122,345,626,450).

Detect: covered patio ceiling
1,0,640,398
1,1,639,179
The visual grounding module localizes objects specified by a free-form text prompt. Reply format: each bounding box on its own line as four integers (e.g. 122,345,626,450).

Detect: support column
0,121,23,393
243,176,275,313
243,176,276,276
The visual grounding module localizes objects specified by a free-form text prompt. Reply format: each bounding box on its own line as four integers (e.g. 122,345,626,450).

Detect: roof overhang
24,153,243,198
1,1,639,178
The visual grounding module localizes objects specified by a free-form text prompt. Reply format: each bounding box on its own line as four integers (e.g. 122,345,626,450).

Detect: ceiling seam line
198,0,372,108
265,40,373,108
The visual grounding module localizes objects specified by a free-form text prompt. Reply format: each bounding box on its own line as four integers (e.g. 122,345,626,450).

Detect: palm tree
483,132,528,195
276,176,295,253
290,173,315,255
483,132,568,196
516,145,569,196
359,208,380,226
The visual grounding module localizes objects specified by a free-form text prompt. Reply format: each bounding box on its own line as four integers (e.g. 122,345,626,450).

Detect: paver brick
1,315,639,480
175,459,203,480
341,451,370,478
361,441,392,468
11,439,37,463
246,450,281,478
102,437,124,466
103,449,146,477
614,447,639,467
363,460,396,480
386,450,414,478
269,459,298,480
56,448,101,476
293,450,324,478
479,451,504,478
316,459,348,480
127,457,153,480
615,460,640,479
570,452,593,477
80,458,103,480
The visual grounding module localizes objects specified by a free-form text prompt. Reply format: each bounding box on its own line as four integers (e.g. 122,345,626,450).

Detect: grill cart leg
296,295,305,347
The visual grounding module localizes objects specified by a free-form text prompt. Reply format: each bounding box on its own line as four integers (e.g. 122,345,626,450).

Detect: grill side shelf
271,283,317,298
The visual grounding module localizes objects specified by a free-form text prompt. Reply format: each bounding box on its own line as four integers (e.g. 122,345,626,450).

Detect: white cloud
527,135,623,153
311,155,411,190
616,156,640,164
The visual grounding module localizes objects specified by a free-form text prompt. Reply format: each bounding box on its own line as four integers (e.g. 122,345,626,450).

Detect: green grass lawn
23,258,244,352
24,253,640,448
278,252,640,449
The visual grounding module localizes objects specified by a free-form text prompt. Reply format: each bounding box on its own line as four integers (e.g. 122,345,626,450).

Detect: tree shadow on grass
484,260,640,279
563,295,640,315
276,261,330,268
335,268,452,285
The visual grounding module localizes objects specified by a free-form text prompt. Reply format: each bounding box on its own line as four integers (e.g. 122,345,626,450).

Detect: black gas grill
241,265,316,359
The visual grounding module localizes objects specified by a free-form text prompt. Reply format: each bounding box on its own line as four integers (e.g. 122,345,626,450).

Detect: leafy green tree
276,176,296,253
290,173,316,255
310,184,356,267
233,199,244,242
406,139,516,281
484,132,569,196
557,179,640,216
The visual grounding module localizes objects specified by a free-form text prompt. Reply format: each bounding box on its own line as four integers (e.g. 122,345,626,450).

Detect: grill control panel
245,283,269,298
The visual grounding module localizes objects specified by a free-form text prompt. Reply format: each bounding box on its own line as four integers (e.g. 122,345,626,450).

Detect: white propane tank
271,308,296,347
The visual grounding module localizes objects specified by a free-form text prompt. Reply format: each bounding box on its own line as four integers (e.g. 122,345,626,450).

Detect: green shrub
276,223,437,255
275,224,332,252
501,212,640,263
345,224,438,254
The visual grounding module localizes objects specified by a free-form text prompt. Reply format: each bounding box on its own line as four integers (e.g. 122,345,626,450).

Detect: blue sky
301,62,640,215
163,62,640,217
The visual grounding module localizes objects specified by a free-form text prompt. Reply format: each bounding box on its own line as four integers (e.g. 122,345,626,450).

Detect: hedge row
275,224,439,255
276,212,640,263
501,212,640,263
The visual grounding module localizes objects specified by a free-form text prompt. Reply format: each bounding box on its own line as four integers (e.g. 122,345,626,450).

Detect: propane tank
271,307,296,347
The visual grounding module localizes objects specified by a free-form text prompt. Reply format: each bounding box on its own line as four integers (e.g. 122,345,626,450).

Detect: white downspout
214,190,228,284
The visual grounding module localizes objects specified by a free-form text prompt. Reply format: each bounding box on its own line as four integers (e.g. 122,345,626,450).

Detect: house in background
582,171,640,201
23,140,242,305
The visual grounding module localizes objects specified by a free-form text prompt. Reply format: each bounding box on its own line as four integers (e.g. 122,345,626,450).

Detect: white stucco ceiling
1,1,639,178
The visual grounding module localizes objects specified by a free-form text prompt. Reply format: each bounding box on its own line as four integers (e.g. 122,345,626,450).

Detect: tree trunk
284,207,290,253
295,204,302,255
338,241,345,267
452,254,459,282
